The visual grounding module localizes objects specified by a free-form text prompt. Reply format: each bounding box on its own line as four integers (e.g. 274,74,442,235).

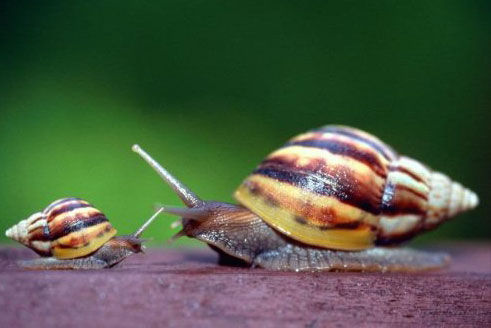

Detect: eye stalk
132,145,247,244
132,144,203,208
133,207,165,238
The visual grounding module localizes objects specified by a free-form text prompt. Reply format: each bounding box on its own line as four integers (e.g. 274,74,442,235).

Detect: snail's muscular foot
17,257,108,270
253,246,450,272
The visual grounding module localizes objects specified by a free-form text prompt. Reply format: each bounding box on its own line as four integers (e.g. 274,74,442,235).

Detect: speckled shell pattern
234,125,479,250
5,198,117,259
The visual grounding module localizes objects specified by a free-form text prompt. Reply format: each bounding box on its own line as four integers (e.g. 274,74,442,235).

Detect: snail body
132,125,478,272
6,198,162,269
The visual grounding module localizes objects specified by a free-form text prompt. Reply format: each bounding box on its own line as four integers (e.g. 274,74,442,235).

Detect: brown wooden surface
0,243,490,328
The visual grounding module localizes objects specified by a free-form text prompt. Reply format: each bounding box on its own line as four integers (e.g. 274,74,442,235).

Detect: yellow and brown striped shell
234,125,479,251
5,198,117,259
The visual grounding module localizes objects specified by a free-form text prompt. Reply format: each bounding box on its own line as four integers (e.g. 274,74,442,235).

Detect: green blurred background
1,1,489,247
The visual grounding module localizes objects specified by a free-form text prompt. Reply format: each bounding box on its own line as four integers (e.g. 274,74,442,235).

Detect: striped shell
234,125,479,251
5,198,117,259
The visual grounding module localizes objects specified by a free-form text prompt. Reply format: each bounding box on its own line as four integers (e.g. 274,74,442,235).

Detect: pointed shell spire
5,212,52,256
425,172,479,228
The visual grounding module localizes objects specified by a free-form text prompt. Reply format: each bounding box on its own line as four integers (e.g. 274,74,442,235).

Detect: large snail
132,125,478,272
5,198,163,269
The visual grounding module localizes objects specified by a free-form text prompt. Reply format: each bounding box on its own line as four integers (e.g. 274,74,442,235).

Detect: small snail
5,198,163,269
132,125,479,272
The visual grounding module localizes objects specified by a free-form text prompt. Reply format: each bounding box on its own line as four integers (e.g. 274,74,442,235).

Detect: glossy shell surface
5,198,117,259
234,125,478,250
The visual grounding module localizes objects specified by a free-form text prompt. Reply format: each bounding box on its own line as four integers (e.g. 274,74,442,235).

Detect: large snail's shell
5,198,117,259
234,125,478,250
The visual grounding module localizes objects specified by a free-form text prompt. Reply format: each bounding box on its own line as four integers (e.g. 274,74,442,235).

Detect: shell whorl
5,212,50,255
234,125,479,249
377,156,478,242
425,172,479,227
5,198,117,259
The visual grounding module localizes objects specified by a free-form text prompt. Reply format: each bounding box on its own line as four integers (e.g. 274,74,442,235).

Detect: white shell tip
468,190,479,209
132,144,141,152
5,223,21,241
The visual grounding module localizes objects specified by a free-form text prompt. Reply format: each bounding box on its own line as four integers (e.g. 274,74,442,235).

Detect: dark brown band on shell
49,214,109,240
317,126,397,161
43,198,83,214
254,165,382,215
285,138,387,177
47,202,92,222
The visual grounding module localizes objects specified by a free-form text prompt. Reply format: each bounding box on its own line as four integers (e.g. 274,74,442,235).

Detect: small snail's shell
5,198,117,259
234,125,478,250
